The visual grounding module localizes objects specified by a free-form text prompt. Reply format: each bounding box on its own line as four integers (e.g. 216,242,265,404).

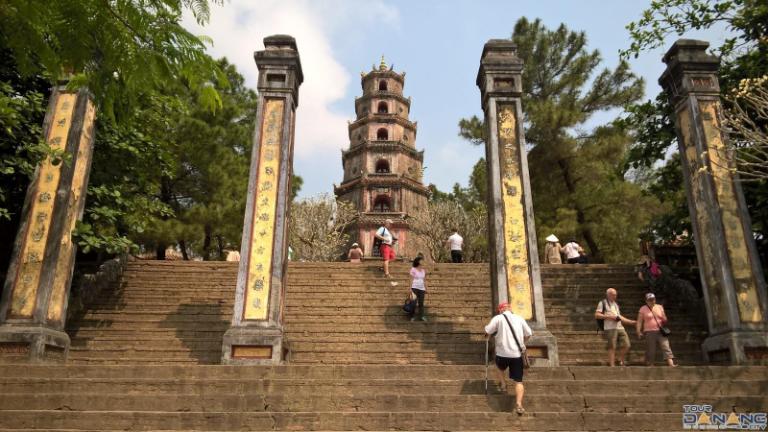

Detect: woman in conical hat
544,234,562,264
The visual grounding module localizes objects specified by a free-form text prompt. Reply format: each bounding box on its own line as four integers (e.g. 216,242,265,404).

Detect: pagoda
334,57,429,258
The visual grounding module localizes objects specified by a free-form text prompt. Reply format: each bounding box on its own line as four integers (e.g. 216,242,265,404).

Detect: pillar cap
659,39,720,104
477,39,524,106
254,34,304,86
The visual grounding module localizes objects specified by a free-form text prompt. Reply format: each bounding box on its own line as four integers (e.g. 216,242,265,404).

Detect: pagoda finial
379,55,387,71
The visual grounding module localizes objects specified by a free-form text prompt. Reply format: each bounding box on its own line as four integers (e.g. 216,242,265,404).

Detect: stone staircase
66,261,707,366
0,260,764,431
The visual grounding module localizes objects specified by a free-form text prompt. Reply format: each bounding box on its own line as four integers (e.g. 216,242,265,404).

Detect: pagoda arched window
376,128,388,140
379,80,388,91
375,159,390,173
373,195,392,212
377,101,388,113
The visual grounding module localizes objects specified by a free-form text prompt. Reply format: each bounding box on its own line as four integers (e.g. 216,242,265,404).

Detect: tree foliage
459,18,657,263
0,0,226,120
623,0,768,267
409,199,488,263
288,194,358,262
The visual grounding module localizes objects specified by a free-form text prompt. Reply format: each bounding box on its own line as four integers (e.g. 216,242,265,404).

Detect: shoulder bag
647,305,671,337
501,312,530,369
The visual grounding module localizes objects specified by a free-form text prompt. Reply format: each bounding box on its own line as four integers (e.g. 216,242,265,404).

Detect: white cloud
182,0,399,158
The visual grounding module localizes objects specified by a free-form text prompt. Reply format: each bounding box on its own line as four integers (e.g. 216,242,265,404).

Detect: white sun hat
545,234,559,242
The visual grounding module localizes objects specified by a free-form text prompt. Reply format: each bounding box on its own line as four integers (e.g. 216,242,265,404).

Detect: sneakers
419,316,428,322
515,405,525,415
409,316,427,322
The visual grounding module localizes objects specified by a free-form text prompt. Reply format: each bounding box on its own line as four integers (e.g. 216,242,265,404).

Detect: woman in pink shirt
636,293,676,367
408,257,427,322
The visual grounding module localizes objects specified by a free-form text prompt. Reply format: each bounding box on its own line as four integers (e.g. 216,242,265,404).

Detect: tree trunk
216,236,225,261
155,245,166,260
202,224,212,261
556,158,603,262
179,240,189,261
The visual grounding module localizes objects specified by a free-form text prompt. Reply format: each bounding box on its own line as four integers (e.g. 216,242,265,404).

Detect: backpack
596,300,621,333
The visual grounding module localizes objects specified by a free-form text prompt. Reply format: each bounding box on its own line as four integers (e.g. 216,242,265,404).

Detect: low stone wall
67,254,128,322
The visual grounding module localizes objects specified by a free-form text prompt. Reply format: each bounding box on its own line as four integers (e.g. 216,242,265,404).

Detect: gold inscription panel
232,345,272,359
244,98,284,321
678,106,729,329
699,101,762,323
10,93,76,318
497,104,533,320
48,97,96,323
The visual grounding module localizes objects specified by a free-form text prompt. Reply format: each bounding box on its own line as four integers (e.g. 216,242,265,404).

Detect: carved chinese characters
244,99,284,320
10,94,76,318
47,100,96,323
497,104,533,320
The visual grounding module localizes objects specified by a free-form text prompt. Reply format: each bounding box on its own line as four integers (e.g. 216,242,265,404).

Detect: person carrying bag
636,293,676,367
484,302,533,415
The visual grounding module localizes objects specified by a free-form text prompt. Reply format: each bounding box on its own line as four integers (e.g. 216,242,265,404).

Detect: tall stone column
222,35,303,364
477,40,558,366
660,39,768,364
0,84,97,363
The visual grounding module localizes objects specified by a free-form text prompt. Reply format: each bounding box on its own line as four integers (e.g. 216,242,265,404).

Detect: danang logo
683,405,767,430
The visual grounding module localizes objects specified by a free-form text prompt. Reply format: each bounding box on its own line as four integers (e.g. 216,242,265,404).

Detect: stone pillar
221,35,303,365
0,84,97,363
477,40,558,366
660,39,768,364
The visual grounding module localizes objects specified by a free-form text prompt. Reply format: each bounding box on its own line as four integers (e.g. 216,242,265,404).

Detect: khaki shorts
604,328,631,350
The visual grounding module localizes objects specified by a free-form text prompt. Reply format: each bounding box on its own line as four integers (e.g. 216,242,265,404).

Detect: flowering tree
288,194,358,262
723,76,768,180
409,200,488,263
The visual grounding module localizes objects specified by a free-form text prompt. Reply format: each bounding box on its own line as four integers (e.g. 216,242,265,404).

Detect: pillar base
702,329,768,365
221,325,284,365
527,329,559,367
0,325,70,363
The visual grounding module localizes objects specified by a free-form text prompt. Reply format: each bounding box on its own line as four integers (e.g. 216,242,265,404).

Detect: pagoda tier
334,58,429,259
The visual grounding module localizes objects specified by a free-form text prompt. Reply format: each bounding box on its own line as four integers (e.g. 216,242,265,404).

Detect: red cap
497,302,509,314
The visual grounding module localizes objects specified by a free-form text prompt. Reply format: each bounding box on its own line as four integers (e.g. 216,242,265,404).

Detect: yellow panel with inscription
244,99,284,321
497,104,533,320
10,93,76,318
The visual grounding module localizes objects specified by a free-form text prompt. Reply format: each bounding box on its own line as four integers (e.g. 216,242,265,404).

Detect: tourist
595,288,636,366
347,243,364,263
543,234,562,264
408,256,427,322
636,293,676,367
375,219,396,277
563,239,586,264
225,249,241,262
636,255,663,291
446,229,464,263
484,302,532,415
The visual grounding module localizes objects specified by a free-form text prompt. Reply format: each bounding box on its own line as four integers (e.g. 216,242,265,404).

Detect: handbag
501,312,530,369
402,292,416,314
647,305,671,337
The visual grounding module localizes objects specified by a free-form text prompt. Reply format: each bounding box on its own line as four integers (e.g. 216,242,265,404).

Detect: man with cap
544,234,562,264
485,302,533,415
636,292,676,367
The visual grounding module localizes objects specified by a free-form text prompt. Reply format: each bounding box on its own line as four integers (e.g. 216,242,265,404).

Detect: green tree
623,0,768,267
459,18,657,263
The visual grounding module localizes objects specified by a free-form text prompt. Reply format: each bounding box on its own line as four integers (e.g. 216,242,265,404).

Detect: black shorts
495,355,524,382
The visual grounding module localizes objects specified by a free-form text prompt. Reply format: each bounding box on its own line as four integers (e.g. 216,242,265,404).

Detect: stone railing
66,254,128,322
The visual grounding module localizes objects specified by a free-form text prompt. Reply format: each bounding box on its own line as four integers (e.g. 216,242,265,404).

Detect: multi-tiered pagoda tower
335,57,429,258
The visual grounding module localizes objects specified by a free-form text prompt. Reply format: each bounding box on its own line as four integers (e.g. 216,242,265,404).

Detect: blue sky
184,1,731,199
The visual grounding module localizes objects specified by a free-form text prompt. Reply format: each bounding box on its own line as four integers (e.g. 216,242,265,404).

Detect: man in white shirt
594,288,636,366
484,302,532,415
563,239,586,264
375,219,396,278
446,229,464,263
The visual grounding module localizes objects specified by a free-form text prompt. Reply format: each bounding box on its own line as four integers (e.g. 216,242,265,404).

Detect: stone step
5,365,762,380
2,377,763,396
1,392,764,414
0,410,685,431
